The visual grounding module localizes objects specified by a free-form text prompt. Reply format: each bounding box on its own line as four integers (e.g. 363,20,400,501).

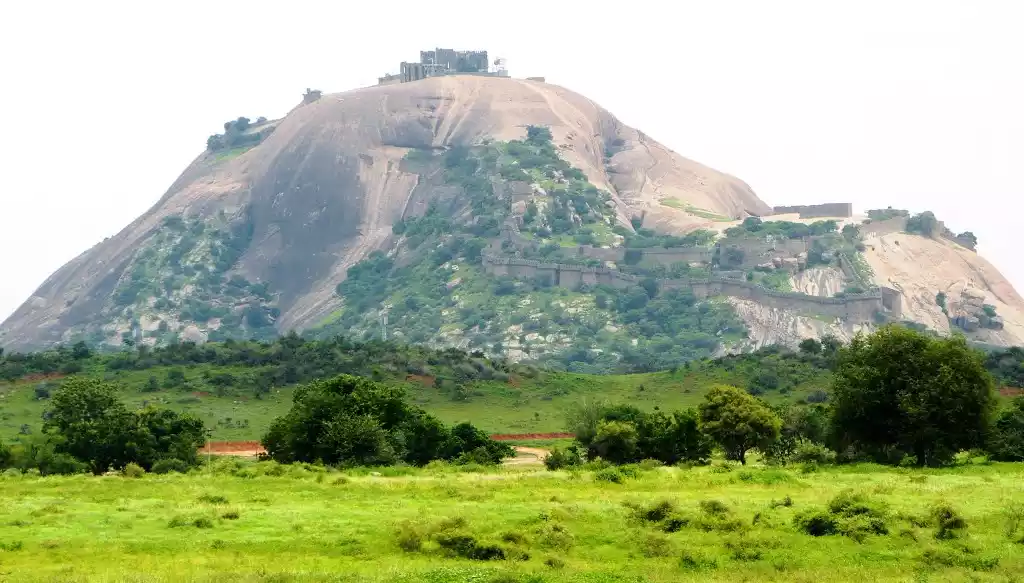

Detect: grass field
1,459,1023,581
0,365,829,443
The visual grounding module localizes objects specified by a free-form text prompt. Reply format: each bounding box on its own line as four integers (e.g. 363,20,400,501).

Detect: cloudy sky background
1,0,1022,323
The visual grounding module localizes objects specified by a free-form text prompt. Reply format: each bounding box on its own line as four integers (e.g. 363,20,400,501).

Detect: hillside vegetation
318,129,746,372
2,334,1023,444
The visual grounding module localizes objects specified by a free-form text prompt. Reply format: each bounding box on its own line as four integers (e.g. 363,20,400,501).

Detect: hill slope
3,76,1023,361
0,77,767,351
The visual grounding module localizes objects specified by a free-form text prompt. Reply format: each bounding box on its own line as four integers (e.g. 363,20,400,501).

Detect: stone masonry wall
481,253,900,323
860,216,908,237
772,203,853,218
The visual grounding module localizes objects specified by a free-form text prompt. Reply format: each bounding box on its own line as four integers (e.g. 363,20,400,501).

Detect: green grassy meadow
1,460,1023,581
0,364,829,442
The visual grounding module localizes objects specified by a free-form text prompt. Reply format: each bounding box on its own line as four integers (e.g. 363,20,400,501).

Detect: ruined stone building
378,48,507,85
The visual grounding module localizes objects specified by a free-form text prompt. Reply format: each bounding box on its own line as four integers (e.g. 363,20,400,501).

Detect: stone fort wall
860,216,908,237
773,203,853,219
481,254,899,323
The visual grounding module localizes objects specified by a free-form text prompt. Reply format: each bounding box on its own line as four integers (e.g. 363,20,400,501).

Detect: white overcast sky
1,1,1022,323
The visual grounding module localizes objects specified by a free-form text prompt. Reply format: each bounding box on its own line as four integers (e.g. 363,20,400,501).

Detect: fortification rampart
860,216,908,237
773,203,853,218
481,253,899,323
723,237,810,268
837,252,871,289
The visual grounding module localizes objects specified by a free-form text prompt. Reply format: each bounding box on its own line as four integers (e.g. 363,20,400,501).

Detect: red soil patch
999,387,1024,397
202,434,572,457
490,433,573,441
406,374,436,387
202,441,265,455
191,391,213,398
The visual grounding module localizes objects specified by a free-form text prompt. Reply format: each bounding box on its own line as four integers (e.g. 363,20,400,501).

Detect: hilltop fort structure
378,48,509,85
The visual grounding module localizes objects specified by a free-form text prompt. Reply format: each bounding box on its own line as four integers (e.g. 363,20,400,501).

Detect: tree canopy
42,378,205,474
262,374,512,466
698,385,781,464
830,325,995,465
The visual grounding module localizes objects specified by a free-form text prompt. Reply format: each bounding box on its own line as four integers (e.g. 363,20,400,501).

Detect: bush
589,420,639,464
988,397,1024,461
395,521,425,552
544,445,583,470
795,492,889,540
679,550,719,571
640,533,673,557
930,503,967,540
122,463,145,478
794,510,839,536
151,458,191,474
0,442,11,470
594,466,625,483
435,533,506,561
791,441,836,464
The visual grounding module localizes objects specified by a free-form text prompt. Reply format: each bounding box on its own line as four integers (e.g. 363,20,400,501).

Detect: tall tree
831,325,995,465
698,385,781,464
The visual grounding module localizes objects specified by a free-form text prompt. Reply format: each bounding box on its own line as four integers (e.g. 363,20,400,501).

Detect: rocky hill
2,75,1022,371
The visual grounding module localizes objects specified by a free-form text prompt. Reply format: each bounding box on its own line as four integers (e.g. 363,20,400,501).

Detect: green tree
698,385,781,464
565,399,609,448
635,409,713,464
988,397,1024,461
44,378,204,473
905,211,939,236
590,420,639,464
957,231,978,249
830,325,995,466
0,441,11,469
798,338,822,355
262,374,506,466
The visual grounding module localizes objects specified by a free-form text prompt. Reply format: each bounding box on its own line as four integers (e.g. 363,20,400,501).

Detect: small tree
905,211,939,237
44,378,204,473
799,338,822,355
957,231,978,250
698,385,781,464
988,397,1024,461
636,409,712,464
525,125,553,144
590,420,639,464
831,325,995,465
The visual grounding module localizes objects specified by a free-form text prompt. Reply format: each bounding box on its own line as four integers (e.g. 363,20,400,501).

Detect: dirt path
201,441,551,465
504,446,550,466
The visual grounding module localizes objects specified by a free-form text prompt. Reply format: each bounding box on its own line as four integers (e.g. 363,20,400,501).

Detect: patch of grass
0,461,1022,580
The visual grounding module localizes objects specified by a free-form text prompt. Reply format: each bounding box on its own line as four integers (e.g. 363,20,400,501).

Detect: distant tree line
0,378,205,475
547,326,1024,469
263,374,512,466
0,333,527,389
